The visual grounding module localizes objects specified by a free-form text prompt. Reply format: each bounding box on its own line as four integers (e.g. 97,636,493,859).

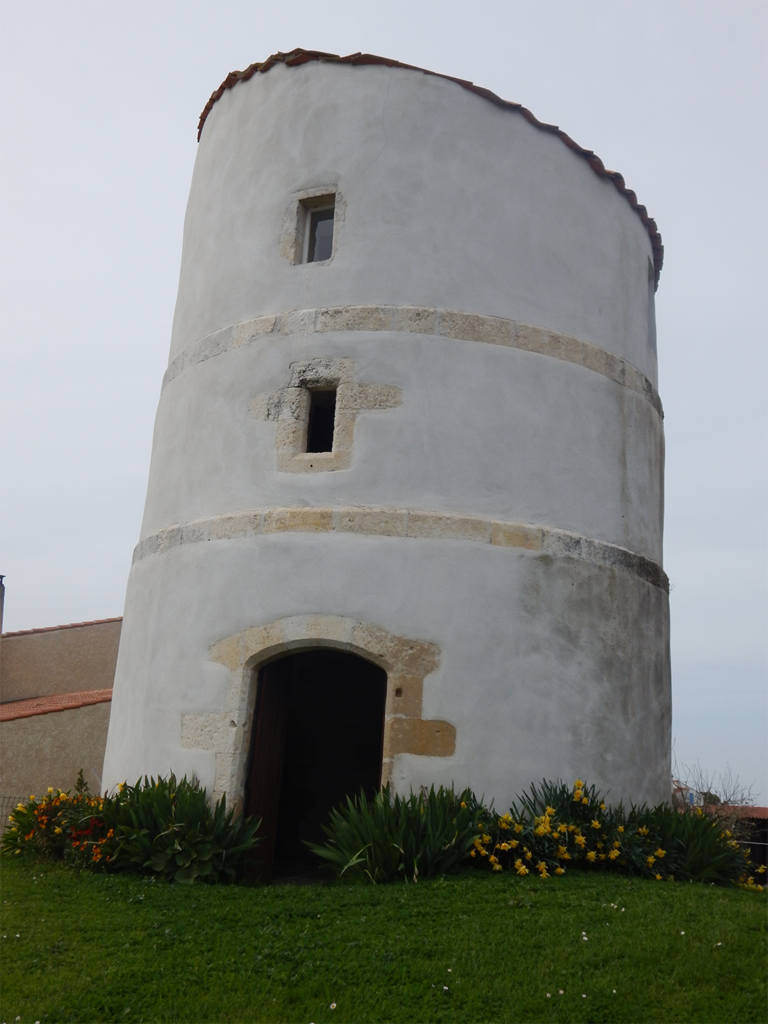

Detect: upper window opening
306,389,337,452
307,208,335,262
297,194,336,263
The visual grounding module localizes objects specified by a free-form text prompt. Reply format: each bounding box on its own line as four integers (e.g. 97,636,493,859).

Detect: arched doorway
245,649,387,881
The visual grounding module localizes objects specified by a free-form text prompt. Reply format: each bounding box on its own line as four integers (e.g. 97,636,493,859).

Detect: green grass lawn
1,860,765,1024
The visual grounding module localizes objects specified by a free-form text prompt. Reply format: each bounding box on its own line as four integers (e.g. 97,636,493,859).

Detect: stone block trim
163,305,663,417
133,506,669,591
181,615,451,807
250,358,402,473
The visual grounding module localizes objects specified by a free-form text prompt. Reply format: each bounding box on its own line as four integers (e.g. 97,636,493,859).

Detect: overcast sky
1,1,766,801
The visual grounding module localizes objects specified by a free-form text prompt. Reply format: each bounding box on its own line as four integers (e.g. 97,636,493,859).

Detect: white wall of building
104,58,670,810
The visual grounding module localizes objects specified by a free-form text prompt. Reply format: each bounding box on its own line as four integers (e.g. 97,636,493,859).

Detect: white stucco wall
104,57,670,811
170,61,659,386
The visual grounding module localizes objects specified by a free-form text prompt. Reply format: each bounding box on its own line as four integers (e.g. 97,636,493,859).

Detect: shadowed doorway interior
245,649,387,881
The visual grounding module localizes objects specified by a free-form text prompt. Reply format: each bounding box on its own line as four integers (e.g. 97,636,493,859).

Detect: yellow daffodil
510,839,519,848
582,798,589,805
574,779,585,788
608,850,619,860
646,855,656,866
599,803,606,810
514,824,523,833
555,866,565,875
499,842,510,851
613,841,621,849
575,835,587,847
546,807,556,816
586,851,597,862
525,851,533,860
557,846,567,858
489,855,498,865
655,873,662,880
618,826,624,833
492,863,503,872
654,848,665,858
638,826,649,836
591,819,601,829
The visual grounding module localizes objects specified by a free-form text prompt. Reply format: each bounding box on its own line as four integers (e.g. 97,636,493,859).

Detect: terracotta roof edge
1,616,123,639
196,48,663,286
0,689,113,722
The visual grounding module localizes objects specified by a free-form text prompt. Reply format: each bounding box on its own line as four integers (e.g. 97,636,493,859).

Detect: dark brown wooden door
245,660,290,882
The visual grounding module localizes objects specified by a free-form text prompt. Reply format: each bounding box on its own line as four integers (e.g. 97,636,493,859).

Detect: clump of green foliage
467,778,765,889
2,771,260,883
305,784,479,882
308,777,765,890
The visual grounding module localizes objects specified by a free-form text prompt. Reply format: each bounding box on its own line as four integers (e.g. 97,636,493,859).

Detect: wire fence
0,794,26,835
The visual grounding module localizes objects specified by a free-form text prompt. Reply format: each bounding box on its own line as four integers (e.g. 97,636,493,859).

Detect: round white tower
103,51,670,872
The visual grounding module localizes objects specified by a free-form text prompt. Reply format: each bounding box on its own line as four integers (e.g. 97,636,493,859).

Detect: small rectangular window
307,207,335,262
297,194,336,264
306,389,336,452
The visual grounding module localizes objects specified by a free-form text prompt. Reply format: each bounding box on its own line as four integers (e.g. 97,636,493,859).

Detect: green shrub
632,804,760,887
2,772,260,884
102,774,261,883
306,784,478,883
1,770,108,867
468,778,765,889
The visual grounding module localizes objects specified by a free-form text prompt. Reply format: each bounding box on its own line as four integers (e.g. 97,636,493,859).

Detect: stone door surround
180,614,454,808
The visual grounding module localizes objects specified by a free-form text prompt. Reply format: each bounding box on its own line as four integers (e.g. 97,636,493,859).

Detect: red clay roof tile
0,689,113,722
197,49,664,286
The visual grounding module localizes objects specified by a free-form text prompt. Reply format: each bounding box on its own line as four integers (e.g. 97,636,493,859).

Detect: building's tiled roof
1,617,122,639
198,49,663,286
713,806,768,820
0,689,113,722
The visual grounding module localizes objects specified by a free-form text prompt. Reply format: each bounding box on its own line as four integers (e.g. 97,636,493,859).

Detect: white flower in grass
330,1004,336,1010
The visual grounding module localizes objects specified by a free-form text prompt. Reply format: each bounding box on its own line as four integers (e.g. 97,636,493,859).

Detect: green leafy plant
306,784,478,883
468,778,765,889
1,770,109,867
102,774,261,883
631,804,760,887
2,771,261,884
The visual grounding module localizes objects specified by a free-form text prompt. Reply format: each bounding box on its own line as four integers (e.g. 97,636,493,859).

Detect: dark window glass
306,389,336,452
308,208,334,262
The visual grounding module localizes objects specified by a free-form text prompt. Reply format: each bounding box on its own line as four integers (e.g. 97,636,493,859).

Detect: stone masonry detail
180,615,453,808
249,358,401,472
